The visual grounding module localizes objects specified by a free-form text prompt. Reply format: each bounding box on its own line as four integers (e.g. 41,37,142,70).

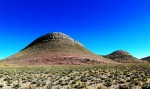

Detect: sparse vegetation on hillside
4,32,116,65
104,50,141,63
6,34,93,60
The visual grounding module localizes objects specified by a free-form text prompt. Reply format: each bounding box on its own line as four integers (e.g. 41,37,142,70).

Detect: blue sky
0,0,150,59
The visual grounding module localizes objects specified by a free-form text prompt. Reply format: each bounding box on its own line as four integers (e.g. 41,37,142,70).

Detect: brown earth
5,52,117,65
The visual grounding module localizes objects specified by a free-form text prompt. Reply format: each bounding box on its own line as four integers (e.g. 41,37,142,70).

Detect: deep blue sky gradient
0,0,150,59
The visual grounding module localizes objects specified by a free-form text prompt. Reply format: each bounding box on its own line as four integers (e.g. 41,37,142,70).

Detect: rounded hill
103,50,141,63
4,32,116,65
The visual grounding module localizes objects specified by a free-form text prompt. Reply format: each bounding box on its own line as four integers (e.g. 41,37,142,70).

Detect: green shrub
142,83,150,89
118,84,130,89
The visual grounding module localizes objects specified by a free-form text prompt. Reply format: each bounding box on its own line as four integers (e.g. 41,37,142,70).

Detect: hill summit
104,50,141,63
4,32,116,65
24,32,83,49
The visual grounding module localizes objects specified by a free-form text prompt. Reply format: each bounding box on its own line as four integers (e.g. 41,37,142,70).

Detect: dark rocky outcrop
141,56,150,62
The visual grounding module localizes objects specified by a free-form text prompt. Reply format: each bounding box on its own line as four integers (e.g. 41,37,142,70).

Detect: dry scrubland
1,33,149,89
0,63,149,89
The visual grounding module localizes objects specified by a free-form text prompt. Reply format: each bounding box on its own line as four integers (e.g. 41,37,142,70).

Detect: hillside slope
4,32,117,65
141,56,150,62
103,50,141,63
